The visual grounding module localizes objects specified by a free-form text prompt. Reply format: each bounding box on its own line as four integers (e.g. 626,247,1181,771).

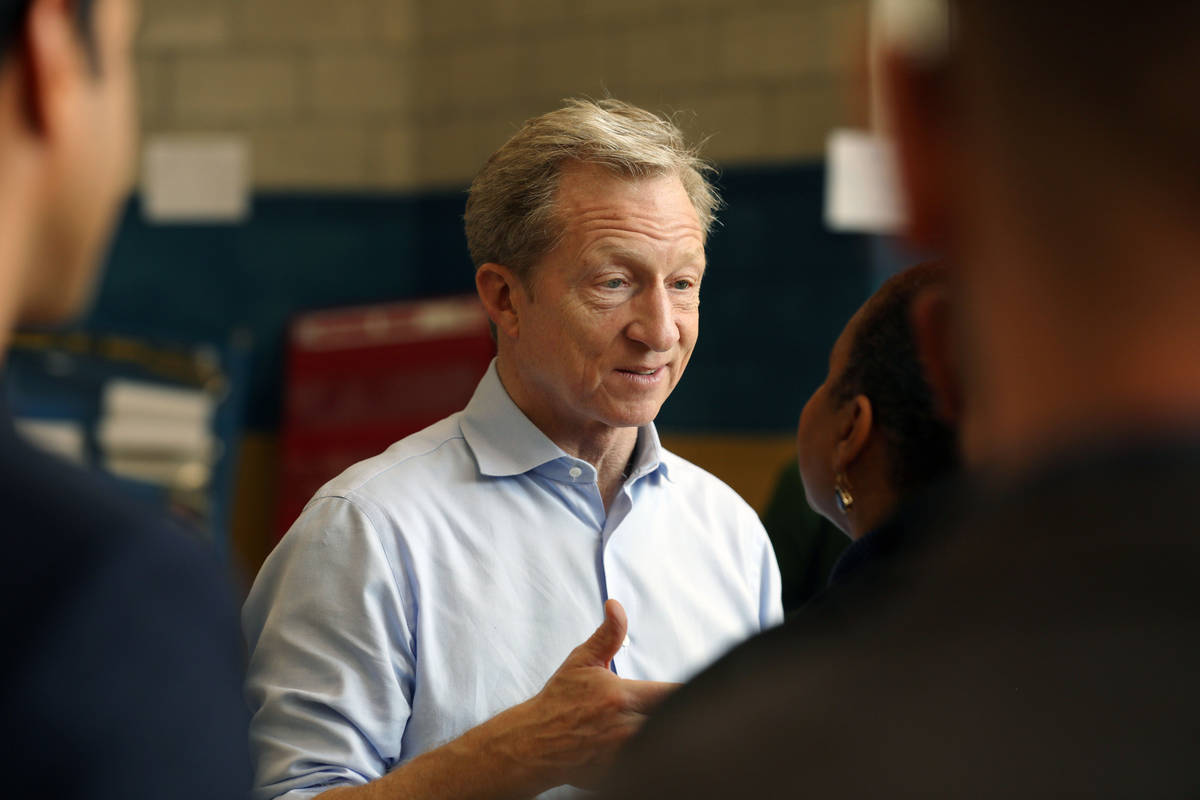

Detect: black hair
1,0,99,69
833,261,958,497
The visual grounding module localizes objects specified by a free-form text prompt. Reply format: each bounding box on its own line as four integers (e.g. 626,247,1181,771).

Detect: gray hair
464,98,720,283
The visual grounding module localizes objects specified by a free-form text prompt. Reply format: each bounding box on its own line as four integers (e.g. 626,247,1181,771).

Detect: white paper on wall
141,135,250,224
824,128,906,234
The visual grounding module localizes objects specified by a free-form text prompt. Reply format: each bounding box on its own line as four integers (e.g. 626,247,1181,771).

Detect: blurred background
9,0,896,594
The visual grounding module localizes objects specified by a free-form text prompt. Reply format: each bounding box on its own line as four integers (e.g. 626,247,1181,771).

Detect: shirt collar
629,421,673,483
460,360,671,483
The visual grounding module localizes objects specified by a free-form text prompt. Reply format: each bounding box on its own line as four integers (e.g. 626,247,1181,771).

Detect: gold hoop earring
834,473,854,513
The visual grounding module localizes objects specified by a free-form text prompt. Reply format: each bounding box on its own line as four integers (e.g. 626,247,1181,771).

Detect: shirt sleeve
243,496,417,800
746,505,784,630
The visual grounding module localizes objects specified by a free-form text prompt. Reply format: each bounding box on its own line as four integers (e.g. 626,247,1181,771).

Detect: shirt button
568,466,583,479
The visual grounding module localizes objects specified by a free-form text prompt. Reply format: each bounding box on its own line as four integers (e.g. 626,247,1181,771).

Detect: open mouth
616,366,665,380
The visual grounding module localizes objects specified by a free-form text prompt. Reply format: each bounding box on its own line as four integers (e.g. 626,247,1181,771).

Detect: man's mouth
616,366,665,377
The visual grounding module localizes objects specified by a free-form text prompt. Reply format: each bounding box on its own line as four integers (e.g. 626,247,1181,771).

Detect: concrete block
418,0,486,40
174,54,300,123
671,88,769,165
717,7,832,82
379,0,421,46
312,52,415,116
502,0,572,32
825,0,870,77
236,0,372,44
140,2,231,49
560,0,650,27
764,78,852,160
622,21,715,90
417,114,520,187
136,55,172,128
414,49,458,115
523,32,624,101
441,40,524,111
250,125,372,189
373,123,422,189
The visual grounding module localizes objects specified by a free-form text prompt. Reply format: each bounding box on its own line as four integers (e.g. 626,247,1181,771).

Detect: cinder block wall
138,0,868,191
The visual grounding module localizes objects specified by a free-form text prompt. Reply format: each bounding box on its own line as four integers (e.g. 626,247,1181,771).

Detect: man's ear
475,263,525,341
833,395,874,473
910,284,962,425
882,49,952,251
20,0,86,138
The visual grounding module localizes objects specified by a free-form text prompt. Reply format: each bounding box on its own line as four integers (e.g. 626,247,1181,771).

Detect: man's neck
0,172,39,362
0,81,41,359
495,355,640,510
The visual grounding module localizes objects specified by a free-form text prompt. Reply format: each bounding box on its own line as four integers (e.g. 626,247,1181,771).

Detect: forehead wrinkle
568,210,706,256
585,239,707,269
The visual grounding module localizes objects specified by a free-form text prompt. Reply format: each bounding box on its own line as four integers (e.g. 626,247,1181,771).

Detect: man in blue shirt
243,98,783,800
0,0,251,797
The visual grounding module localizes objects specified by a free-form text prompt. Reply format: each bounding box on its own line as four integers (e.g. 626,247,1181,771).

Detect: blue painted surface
84,161,873,433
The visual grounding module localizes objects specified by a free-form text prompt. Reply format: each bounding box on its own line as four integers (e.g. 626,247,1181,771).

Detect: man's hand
320,599,676,800
478,599,679,793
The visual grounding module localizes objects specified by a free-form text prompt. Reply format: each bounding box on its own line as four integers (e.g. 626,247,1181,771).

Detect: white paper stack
98,380,217,490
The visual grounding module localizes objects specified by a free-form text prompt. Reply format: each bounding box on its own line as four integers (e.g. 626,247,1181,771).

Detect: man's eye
603,278,624,289
673,280,694,290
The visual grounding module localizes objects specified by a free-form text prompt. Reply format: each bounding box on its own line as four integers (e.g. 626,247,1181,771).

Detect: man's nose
625,285,680,352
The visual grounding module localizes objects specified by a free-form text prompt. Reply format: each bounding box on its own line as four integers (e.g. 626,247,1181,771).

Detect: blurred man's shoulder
0,428,238,647
0,429,251,798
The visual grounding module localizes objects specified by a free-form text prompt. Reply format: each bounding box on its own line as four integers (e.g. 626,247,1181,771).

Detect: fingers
564,598,628,670
620,679,680,714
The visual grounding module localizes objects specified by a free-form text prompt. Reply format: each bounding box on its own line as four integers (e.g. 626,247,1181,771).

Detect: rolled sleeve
243,496,417,800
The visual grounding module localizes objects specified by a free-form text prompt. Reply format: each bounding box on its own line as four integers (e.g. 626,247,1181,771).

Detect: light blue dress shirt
243,362,783,800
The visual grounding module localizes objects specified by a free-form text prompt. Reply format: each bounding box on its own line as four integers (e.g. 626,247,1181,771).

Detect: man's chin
598,402,666,431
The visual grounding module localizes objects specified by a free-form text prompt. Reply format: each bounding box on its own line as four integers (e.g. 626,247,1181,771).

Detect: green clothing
760,460,850,615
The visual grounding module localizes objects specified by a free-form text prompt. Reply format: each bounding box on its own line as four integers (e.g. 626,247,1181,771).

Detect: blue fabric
0,399,252,799
243,361,782,800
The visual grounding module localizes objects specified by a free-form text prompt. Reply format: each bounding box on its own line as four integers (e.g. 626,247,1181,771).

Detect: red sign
276,295,495,539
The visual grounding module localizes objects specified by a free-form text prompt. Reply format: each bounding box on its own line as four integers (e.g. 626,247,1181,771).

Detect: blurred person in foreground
243,98,782,800
0,0,251,797
603,2,1200,796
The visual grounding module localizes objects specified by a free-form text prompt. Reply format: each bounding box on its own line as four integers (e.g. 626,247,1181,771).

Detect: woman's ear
833,394,874,473
475,263,525,340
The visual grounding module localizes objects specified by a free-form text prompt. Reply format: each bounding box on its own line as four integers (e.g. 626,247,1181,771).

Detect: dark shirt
604,438,1200,798
0,406,252,798
760,461,850,614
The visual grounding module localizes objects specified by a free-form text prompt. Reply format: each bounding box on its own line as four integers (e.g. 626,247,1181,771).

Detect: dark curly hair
833,261,958,496
2,0,98,69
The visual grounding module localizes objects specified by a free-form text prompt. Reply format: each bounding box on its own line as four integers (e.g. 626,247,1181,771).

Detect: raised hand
482,599,680,794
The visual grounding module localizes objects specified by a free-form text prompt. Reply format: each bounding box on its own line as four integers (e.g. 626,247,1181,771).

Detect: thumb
565,598,627,669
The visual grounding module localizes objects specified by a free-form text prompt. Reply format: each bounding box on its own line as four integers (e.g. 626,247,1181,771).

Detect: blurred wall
115,0,876,581
137,0,867,188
